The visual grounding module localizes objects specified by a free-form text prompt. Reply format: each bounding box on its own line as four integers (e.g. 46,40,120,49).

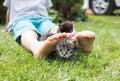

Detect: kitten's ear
59,24,62,27
59,22,64,27
69,21,74,28
59,23,64,29
69,38,80,48
67,39,74,45
71,21,74,24
67,39,76,46
58,25,64,31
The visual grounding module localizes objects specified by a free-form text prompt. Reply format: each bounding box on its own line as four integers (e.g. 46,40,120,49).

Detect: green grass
0,15,120,81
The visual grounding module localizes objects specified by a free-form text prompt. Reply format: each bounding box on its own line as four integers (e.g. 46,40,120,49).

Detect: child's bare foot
34,33,72,60
75,31,96,53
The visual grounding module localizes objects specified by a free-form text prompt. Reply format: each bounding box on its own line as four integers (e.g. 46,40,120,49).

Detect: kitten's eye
67,48,70,51
62,45,65,47
60,49,62,51
70,51,74,54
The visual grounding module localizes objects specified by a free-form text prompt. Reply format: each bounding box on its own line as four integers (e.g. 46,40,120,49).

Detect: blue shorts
12,17,57,43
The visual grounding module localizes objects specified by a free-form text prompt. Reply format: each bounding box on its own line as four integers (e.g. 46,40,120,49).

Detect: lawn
0,15,120,81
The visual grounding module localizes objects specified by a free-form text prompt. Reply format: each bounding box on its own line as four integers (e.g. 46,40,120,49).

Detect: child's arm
1,9,10,32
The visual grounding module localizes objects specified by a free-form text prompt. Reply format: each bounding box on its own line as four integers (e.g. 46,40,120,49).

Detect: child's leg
74,31,96,53
21,30,71,60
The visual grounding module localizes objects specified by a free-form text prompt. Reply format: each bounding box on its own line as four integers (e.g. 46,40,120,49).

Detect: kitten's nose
63,53,66,56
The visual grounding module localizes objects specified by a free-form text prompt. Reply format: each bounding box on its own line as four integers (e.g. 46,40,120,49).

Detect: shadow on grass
45,50,90,64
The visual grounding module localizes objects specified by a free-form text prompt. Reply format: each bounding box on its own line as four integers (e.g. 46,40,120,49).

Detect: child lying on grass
3,0,96,60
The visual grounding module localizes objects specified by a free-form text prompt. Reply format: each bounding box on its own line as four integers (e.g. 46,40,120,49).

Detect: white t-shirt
3,0,53,31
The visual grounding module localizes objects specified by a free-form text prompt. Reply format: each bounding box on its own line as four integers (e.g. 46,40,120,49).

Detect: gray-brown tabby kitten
40,21,79,60
56,37,79,60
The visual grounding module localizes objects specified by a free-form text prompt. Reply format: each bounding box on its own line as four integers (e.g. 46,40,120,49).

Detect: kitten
58,21,74,33
56,38,79,60
40,21,79,59
49,21,76,35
